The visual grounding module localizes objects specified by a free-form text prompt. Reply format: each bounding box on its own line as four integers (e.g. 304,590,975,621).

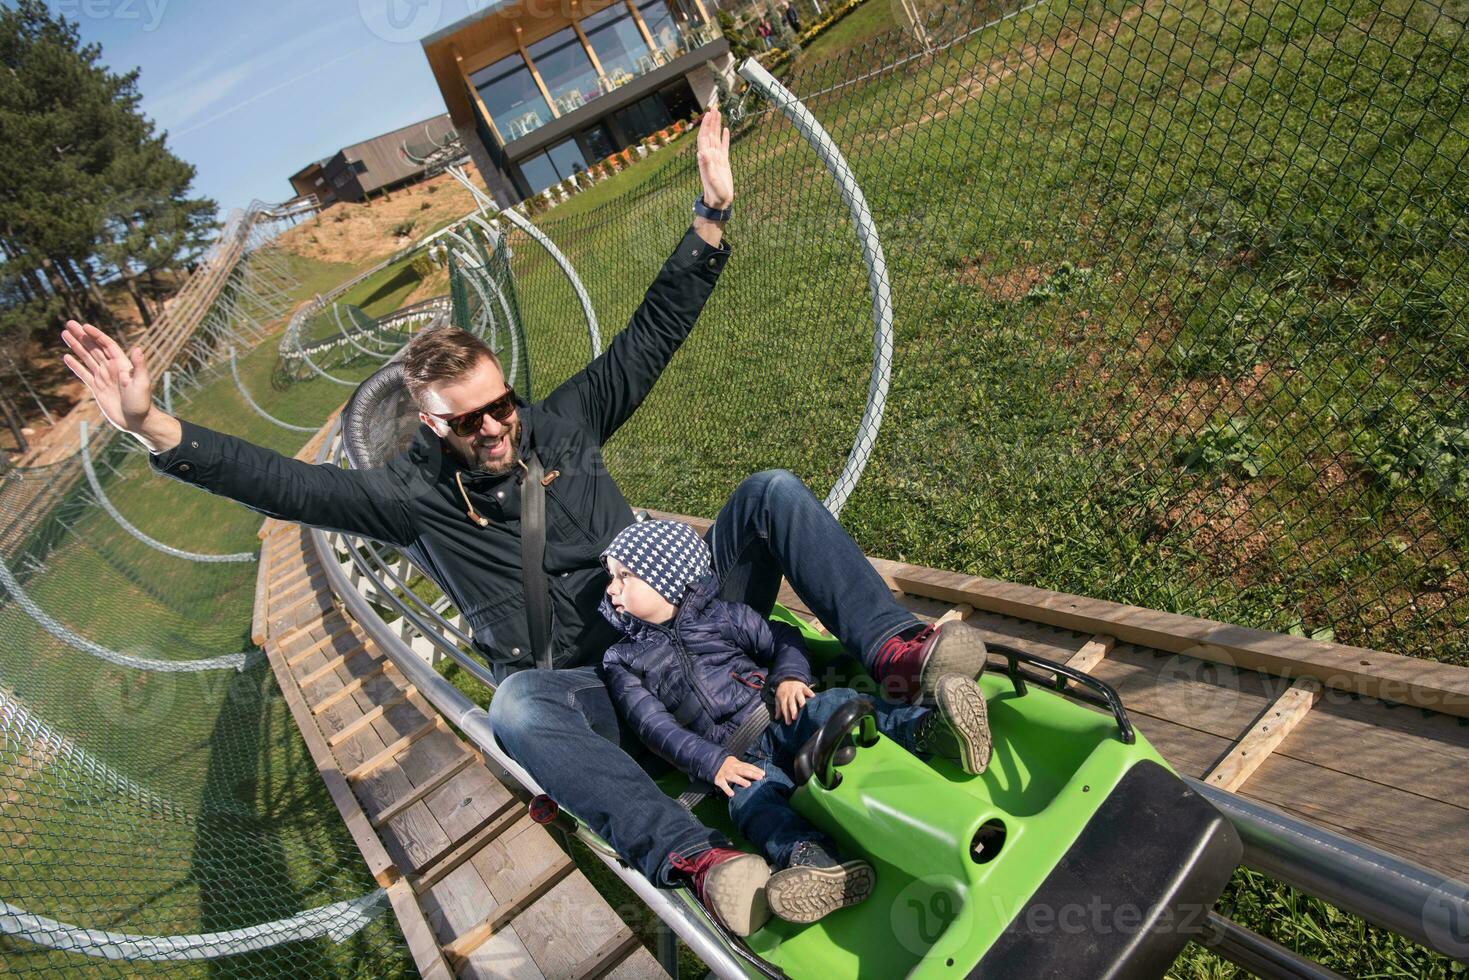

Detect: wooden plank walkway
652,512,1469,885
254,426,667,980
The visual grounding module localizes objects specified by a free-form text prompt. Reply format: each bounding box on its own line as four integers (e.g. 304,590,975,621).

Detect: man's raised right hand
60,319,181,453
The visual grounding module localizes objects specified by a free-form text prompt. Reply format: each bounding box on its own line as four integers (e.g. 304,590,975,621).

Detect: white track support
0,889,388,960
0,556,257,672
333,304,396,361
292,337,357,387
738,59,894,518
446,164,602,359
228,349,318,433
79,422,257,563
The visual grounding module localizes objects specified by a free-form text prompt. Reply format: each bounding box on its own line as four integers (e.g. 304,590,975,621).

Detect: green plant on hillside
1174,418,1267,478
1357,404,1469,503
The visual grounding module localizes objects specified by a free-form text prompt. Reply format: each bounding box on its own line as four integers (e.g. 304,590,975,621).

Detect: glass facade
471,55,551,142
581,2,652,86
638,0,681,58
466,2,719,152
519,138,589,195
527,27,601,116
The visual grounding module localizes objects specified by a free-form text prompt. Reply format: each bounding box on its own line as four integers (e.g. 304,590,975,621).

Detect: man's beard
464,417,521,475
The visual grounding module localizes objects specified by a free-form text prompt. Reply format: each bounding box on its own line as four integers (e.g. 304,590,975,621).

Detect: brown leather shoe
672,847,772,936
767,858,875,923
874,620,988,704
915,674,993,774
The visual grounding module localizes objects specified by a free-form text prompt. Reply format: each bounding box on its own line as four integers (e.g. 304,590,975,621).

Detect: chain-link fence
494,0,1467,663
0,257,414,974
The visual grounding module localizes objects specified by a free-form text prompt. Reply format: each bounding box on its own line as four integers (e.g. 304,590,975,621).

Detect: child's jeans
728,687,928,868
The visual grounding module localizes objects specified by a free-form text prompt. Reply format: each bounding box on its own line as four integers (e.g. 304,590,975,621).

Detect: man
783,2,802,34
60,106,988,931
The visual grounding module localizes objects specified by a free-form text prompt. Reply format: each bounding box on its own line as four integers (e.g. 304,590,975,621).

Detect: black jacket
150,225,731,675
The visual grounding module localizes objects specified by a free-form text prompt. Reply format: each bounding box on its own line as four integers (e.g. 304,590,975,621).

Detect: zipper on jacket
655,605,720,720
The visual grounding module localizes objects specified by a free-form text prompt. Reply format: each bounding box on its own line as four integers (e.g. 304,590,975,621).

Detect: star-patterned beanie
600,519,711,605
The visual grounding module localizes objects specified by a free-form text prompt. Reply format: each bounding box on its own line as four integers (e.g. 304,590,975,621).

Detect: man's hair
401,327,501,405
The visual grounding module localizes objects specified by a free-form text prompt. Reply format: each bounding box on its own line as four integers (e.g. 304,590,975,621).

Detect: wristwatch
692,194,732,222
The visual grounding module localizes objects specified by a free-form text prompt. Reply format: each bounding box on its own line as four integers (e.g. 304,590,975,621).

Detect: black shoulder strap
676,701,775,809
521,450,553,670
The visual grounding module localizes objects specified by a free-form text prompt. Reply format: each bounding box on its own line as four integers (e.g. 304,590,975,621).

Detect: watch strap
692,194,732,222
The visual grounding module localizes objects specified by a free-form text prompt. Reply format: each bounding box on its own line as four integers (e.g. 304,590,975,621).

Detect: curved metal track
0,556,258,672
229,349,319,433
79,422,257,563
738,60,893,519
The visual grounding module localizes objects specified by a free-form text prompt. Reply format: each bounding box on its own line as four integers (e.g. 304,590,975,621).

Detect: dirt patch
957,253,1048,301
273,164,485,269
1155,481,1277,584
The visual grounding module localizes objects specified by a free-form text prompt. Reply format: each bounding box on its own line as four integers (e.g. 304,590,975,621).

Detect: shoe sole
919,622,989,703
934,674,993,774
703,854,772,936
767,860,875,924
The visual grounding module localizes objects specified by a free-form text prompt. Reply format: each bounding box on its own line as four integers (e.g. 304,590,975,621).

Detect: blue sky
52,0,487,216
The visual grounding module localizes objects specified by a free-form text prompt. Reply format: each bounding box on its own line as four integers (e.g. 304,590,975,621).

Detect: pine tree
0,0,216,415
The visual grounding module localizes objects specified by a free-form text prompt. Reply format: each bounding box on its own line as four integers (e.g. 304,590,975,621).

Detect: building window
582,123,616,162
610,91,674,146
638,0,681,56
581,2,651,89
471,54,553,142
519,138,589,195
527,27,601,116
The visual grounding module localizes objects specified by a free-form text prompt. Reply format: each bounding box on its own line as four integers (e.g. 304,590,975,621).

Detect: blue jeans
487,470,922,883
730,688,927,868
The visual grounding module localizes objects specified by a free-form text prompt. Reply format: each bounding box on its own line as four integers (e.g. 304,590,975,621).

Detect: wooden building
419,0,734,204
287,114,460,205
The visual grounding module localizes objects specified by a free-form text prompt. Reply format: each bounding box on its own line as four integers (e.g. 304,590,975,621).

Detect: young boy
599,519,992,936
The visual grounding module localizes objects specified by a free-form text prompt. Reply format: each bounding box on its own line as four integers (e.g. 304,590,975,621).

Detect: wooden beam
263,646,399,886
386,879,455,980
570,2,608,82
371,751,477,829
251,545,272,647
570,927,642,980
311,661,391,714
455,49,510,148
516,26,560,120
1065,634,1115,675
625,0,658,52
285,621,361,668
327,687,417,747
412,799,528,895
297,646,373,689
872,558,1469,719
346,718,443,781
1204,678,1323,792
935,603,973,626
442,858,577,967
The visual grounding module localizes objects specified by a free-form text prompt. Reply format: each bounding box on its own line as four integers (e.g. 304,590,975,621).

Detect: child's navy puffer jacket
600,575,815,784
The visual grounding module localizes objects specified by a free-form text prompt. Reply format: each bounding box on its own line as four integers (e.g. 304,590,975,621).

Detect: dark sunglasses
427,386,517,437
